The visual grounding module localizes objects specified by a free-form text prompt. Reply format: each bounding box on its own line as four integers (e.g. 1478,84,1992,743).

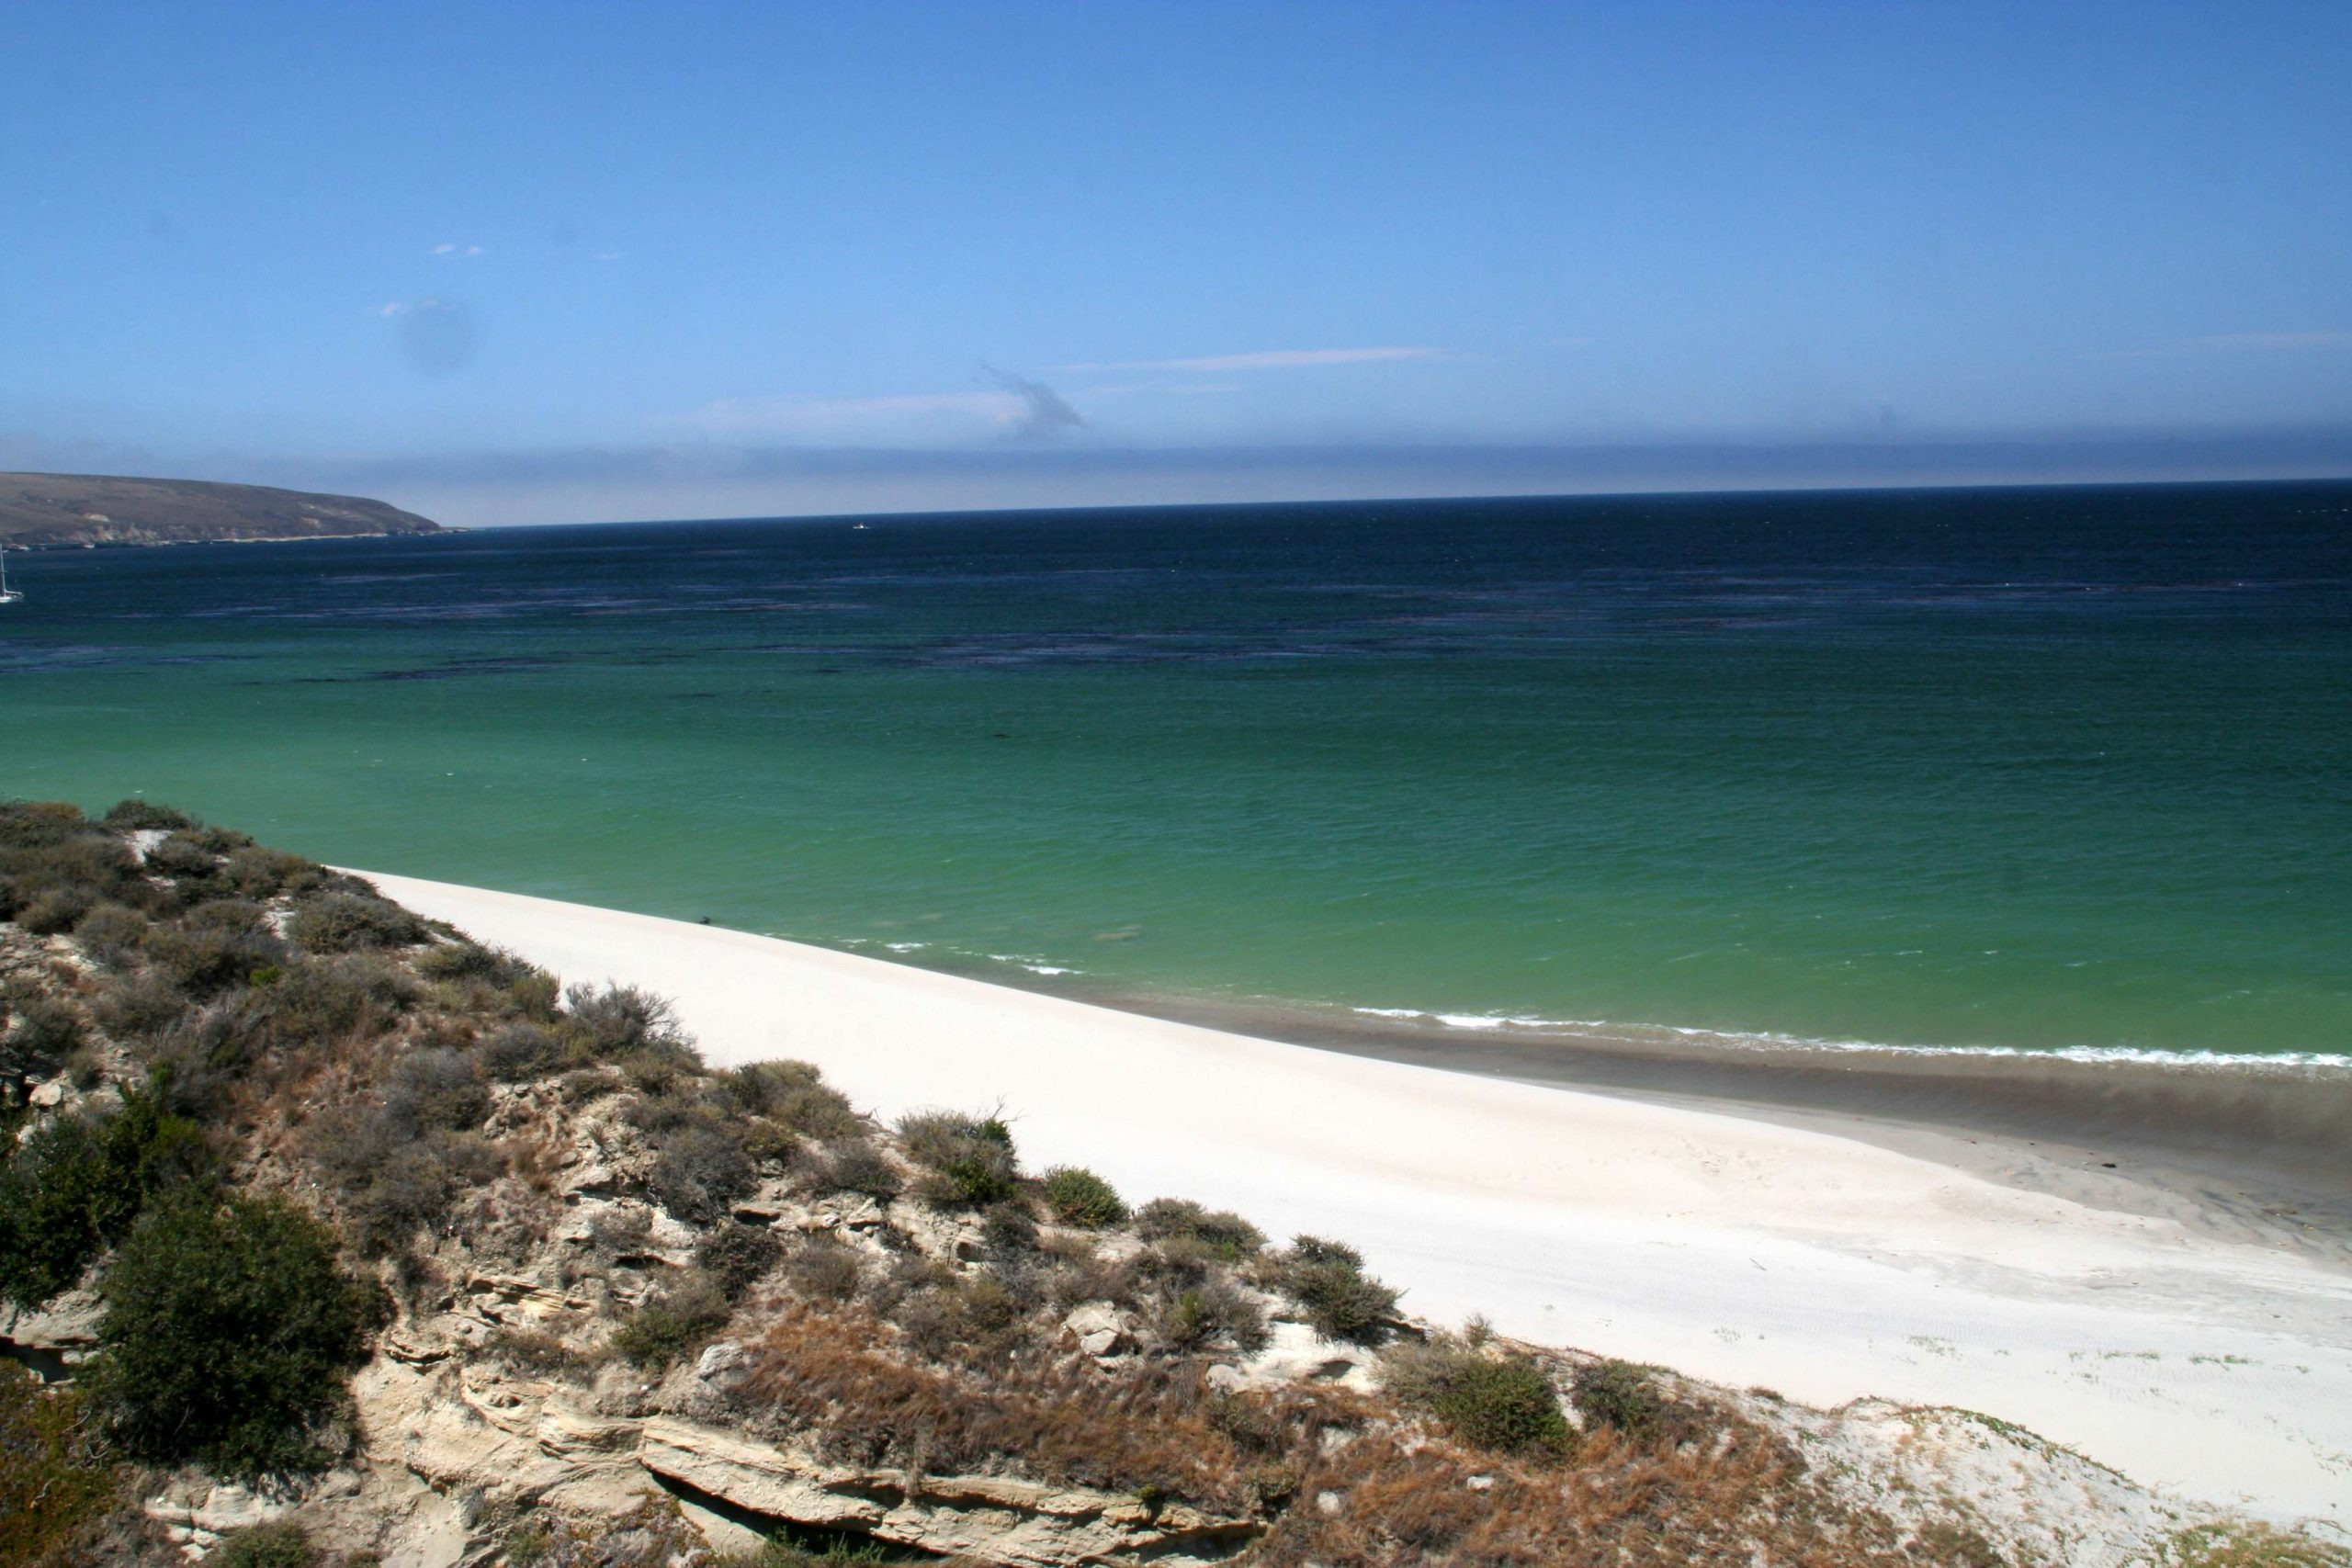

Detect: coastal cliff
0,473,441,549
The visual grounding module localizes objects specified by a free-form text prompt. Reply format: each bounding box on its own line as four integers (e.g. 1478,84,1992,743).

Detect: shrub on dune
1042,1165,1127,1228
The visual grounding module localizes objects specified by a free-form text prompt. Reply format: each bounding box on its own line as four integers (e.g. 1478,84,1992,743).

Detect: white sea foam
1347,1007,2352,1074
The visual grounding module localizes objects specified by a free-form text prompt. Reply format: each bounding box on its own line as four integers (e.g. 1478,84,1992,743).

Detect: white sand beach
357,872,2352,1527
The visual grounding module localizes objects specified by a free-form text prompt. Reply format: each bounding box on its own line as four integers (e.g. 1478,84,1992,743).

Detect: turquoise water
3,484,2349,1064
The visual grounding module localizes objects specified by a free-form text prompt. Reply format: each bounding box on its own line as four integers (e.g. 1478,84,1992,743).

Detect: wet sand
1086,990,2352,1267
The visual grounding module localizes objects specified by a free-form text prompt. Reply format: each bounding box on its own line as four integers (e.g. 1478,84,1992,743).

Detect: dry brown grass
740,1303,1344,1515
738,1298,1996,1567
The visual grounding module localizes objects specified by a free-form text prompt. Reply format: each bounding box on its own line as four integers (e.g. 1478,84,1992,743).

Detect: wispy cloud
672,376,1085,445
2181,331,2352,352
1057,346,1446,373
431,242,485,258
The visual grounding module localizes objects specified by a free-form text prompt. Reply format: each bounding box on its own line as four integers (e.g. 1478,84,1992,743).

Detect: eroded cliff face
0,472,441,549
0,808,2328,1568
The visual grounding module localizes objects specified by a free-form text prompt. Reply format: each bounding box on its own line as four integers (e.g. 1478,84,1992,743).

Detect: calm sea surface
4,484,2349,1065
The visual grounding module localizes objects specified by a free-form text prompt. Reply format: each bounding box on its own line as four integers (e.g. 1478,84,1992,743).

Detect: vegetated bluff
0,803,2342,1568
0,473,440,549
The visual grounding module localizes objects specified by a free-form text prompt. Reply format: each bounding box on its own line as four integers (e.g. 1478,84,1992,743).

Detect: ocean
4,482,2348,1067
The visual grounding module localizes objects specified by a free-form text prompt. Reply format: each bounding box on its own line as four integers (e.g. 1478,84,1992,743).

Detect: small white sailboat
0,549,21,605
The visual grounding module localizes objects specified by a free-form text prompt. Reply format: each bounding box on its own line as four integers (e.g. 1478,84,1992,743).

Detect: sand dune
356,871,2352,1526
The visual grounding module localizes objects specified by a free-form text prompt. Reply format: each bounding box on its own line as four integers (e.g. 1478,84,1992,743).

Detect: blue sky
4,1,2348,524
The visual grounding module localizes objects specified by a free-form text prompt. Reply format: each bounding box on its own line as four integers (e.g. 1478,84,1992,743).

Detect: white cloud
431,242,485,257
671,390,1060,444
2182,331,2352,351
1056,345,1446,373
591,251,622,262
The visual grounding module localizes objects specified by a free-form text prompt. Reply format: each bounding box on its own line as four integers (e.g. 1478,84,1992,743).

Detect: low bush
781,1235,864,1303
219,846,326,901
898,1110,1020,1209
1383,1339,1569,1455
810,1142,900,1200
208,1522,316,1568
72,902,152,966
1158,1280,1270,1353
99,799,198,833
413,940,535,987
1,989,86,1084
382,1047,491,1132
286,890,429,954
559,981,698,1074
90,970,190,1045
645,1123,757,1225
1569,1358,1668,1438
611,1271,732,1370
16,888,93,936
479,1021,563,1081
87,1190,389,1476
144,912,286,997
723,1059,862,1141
1042,1165,1126,1228
1269,1235,1399,1346
0,1085,210,1309
695,1222,783,1301
1134,1198,1263,1261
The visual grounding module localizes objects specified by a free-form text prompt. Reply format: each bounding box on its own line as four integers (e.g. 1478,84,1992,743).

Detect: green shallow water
3,484,2349,1064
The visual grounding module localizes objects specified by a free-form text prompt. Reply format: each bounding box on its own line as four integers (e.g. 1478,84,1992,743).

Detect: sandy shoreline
356,870,2352,1526
1089,988,2352,1269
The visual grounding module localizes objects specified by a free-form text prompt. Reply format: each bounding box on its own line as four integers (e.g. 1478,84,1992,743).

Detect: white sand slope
358,872,2352,1526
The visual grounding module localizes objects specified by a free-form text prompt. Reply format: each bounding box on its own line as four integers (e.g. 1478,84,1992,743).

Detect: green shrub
261,953,416,1042
1271,1235,1399,1346
220,846,326,900
1041,1166,1127,1228
382,1047,491,1132
646,1124,757,1225
1569,1359,1666,1438
72,902,151,965
812,1142,899,1200
1385,1341,1568,1455
209,1521,316,1568
781,1235,864,1303
16,888,93,936
723,1059,861,1140
1134,1198,1263,1260
898,1111,1020,1209
610,1271,731,1370
87,1190,389,1475
480,1022,564,1081
90,970,190,1044
0,1085,210,1309
1,989,86,1083
696,1223,784,1301
0,1370,121,1568
143,831,224,883
1158,1280,1270,1352
0,800,87,846
100,799,198,833
285,891,428,954
144,912,286,997
560,982,698,1075
413,940,534,986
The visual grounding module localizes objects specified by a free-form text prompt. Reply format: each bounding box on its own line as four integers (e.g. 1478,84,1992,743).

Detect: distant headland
0,470,442,549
